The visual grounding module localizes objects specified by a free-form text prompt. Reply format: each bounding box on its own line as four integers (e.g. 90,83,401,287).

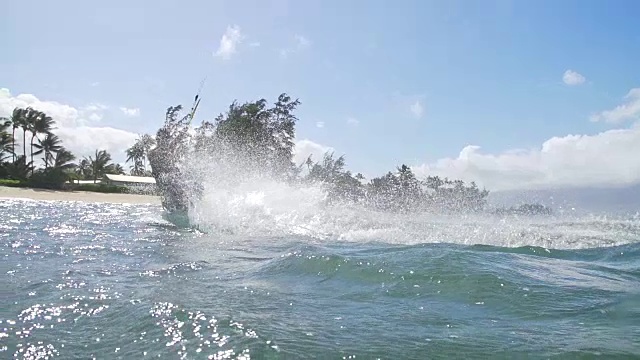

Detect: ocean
1,197,639,359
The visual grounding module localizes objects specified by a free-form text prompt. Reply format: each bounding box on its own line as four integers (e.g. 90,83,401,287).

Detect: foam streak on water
1,198,639,359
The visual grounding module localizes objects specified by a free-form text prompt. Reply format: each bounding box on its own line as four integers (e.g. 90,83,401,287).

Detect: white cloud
316,121,325,128
249,42,261,47
0,88,138,163
563,69,586,86
294,34,311,48
120,107,141,117
87,113,103,122
279,49,292,58
412,123,640,191
90,82,100,87
293,139,334,165
590,88,640,124
214,25,243,60
79,103,108,124
0,89,79,128
410,100,424,118
83,103,108,112
56,127,138,160
347,117,359,126
280,34,311,59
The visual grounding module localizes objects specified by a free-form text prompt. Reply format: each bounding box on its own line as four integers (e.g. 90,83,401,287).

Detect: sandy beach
0,186,161,205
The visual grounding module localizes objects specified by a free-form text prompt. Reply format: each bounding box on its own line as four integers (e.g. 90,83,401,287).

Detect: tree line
1,95,491,213
149,93,490,213
0,106,156,188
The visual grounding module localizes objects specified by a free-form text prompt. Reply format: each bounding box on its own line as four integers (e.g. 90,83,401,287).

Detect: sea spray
149,94,302,221
153,130,640,249
186,168,329,237
148,94,639,249
174,149,640,249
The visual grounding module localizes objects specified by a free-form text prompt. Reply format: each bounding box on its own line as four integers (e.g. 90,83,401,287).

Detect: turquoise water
1,198,639,359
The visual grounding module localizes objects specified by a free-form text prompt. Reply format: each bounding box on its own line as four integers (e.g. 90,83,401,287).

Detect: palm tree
33,133,63,169
86,149,114,183
28,110,55,172
138,134,155,171
16,108,36,160
76,158,92,180
52,148,76,170
126,134,155,175
125,142,145,175
106,163,125,175
21,107,39,159
9,108,26,162
0,117,13,163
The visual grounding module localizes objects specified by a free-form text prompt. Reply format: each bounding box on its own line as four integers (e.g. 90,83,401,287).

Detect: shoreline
0,186,161,205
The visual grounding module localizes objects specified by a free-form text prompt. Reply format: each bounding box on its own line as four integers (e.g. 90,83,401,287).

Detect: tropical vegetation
0,106,153,191
125,134,155,176
149,93,491,214
0,95,555,215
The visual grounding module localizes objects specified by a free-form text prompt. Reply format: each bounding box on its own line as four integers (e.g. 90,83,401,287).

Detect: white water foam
174,158,640,250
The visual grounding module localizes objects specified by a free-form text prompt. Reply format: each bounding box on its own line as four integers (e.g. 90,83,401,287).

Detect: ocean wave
2,199,640,358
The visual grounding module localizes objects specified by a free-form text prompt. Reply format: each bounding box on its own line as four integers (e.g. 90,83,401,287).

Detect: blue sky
2,0,640,190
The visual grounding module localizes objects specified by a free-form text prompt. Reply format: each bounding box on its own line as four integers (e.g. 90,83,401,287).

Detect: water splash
161,152,639,250
147,98,640,250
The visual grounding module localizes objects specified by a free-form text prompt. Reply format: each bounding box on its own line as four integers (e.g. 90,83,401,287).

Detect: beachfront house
101,174,157,194
66,174,157,194
102,174,156,188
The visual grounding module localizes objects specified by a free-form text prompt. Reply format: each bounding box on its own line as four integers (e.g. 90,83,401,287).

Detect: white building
101,174,156,186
